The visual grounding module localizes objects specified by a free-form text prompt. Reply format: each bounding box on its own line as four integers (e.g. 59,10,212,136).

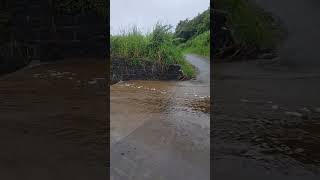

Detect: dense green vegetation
56,0,107,18
180,31,210,57
214,0,283,50
174,8,210,57
111,24,195,78
174,8,210,43
0,10,10,44
110,8,212,78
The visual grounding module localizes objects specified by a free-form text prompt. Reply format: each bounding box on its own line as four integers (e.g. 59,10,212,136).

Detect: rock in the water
88,80,97,85
258,52,277,59
240,99,250,103
294,148,305,154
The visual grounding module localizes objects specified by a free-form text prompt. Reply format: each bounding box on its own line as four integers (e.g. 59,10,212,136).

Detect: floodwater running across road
211,1,320,179
110,54,210,180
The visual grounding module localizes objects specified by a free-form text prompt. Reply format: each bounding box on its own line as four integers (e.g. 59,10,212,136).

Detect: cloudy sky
111,0,210,35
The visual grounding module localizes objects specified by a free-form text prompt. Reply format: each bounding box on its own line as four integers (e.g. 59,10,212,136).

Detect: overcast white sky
111,0,210,35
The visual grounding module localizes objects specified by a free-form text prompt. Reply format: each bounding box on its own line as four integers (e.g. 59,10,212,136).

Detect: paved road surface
110,54,210,180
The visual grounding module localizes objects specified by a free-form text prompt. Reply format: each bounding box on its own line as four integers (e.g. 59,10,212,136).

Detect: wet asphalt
110,54,210,180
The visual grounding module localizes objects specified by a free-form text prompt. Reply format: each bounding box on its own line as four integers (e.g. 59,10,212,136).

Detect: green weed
181,31,210,57
215,0,284,49
111,23,196,78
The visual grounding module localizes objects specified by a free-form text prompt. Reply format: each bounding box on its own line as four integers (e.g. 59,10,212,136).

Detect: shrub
111,23,196,78
214,0,284,49
182,31,210,57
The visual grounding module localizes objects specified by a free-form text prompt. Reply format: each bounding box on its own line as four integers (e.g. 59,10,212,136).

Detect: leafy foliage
174,8,210,43
214,0,283,49
111,24,195,78
56,0,107,18
0,9,11,44
111,24,183,65
174,8,210,57
0,1,15,44
181,31,210,57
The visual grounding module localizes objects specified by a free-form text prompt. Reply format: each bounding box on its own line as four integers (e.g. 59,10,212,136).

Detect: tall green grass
181,31,210,57
111,26,149,60
215,0,284,49
111,24,196,78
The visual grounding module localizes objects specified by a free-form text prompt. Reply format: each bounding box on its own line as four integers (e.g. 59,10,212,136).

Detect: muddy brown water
110,54,210,180
213,60,320,179
0,60,108,179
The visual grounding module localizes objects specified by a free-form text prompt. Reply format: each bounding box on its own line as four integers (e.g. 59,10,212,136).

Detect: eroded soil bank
111,57,184,83
0,60,108,179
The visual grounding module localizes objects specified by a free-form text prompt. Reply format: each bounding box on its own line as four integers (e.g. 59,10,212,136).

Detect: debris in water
240,99,249,103
285,111,303,117
33,74,41,78
300,107,311,113
88,80,97,85
294,148,305,154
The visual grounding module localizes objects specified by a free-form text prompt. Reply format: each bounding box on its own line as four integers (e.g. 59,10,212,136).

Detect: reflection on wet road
110,54,210,180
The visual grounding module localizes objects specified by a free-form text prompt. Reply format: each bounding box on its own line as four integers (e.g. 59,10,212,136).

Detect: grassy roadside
173,7,210,58
176,0,284,60
215,0,285,51
180,31,210,57
111,24,196,78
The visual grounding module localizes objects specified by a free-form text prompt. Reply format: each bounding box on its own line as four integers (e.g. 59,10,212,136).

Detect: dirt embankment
111,57,184,84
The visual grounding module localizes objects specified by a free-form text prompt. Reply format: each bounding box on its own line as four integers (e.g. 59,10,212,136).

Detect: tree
174,8,210,43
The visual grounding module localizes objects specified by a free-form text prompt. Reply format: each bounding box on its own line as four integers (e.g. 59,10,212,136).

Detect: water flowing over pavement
110,54,210,180
213,1,320,179
0,61,108,179
214,62,320,179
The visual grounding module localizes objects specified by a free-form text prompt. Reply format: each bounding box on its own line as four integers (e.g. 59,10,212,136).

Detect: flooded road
0,60,108,179
212,1,320,179
110,54,210,180
213,61,320,179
